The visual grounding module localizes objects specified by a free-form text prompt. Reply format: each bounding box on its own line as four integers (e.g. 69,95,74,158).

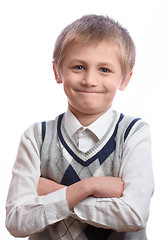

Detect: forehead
62,40,121,65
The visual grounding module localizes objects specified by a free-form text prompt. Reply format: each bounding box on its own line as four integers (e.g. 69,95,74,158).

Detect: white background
0,0,168,239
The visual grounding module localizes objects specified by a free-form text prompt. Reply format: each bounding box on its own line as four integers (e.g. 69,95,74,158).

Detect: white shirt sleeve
5,124,72,237
73,125,154,232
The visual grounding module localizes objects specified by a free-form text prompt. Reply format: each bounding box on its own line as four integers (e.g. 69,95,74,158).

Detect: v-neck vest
33,110,147,240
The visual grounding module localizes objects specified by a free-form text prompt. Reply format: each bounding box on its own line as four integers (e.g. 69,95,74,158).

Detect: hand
37,177,66,196
66,176,124,209
90,176,124,198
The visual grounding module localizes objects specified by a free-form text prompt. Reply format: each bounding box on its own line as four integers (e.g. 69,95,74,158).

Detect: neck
68,105,111,126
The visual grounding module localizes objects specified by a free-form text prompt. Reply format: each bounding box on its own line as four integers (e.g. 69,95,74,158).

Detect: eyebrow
97,62,116,69
69,59,86,64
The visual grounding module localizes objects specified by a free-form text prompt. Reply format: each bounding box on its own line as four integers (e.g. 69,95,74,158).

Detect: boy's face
54,40,131,119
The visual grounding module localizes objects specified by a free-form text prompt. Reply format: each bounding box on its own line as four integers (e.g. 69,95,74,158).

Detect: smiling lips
76,89,103,94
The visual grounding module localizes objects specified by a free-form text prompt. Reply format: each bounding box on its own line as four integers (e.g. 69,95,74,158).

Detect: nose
81,70,98,87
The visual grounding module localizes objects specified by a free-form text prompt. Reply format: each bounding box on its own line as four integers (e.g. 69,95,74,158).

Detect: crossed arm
6,124,154,237
37,176,124,209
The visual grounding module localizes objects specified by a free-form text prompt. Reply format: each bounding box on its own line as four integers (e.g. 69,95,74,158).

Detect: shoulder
34,114,65,147
33,115,61,134
113,110,149,143
21,115,61,149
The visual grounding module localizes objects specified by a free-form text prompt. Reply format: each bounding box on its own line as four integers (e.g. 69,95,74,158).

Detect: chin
80,107,105,116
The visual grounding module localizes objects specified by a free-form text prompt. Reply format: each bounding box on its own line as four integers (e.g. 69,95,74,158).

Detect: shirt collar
63,108,113,140
63,108,82,138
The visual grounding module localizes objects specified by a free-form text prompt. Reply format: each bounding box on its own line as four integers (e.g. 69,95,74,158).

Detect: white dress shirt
63,108,113,152
6,109,154,237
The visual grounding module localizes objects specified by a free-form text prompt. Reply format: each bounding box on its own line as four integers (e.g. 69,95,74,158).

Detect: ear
119,71,133,91
53,62,62,84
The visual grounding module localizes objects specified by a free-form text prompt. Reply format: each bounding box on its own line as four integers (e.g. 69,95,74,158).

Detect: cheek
63,83,71,97
62,79,75,98
105,81,119,93
108,77,122,90
103,82,121,102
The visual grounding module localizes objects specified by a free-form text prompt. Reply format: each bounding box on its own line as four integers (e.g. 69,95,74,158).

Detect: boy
6,15,154,240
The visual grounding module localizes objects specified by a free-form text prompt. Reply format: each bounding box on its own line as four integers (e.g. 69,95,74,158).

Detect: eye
74,65,85,71
99,68,110,73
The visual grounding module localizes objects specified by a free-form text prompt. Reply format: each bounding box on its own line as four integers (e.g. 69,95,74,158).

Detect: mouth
76,90,102,94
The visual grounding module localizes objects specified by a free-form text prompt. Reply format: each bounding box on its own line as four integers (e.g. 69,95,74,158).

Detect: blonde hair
53,14,136,77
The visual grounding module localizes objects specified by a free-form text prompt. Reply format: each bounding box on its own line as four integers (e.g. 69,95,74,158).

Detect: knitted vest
31,110,147,240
